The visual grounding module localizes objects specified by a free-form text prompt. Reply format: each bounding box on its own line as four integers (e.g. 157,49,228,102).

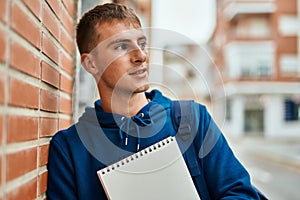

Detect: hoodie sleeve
46,134,77,200
194,104,264,199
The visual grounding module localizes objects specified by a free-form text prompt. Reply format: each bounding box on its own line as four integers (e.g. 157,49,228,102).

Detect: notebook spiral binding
100,137,175,175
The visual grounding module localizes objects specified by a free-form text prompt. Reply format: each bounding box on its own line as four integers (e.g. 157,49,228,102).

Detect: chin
134,84,150,93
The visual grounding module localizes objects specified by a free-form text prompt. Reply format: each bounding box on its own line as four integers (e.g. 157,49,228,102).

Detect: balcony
224,0,276,20
224,41,275,79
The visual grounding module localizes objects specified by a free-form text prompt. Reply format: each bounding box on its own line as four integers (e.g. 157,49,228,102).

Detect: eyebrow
106,35,147,47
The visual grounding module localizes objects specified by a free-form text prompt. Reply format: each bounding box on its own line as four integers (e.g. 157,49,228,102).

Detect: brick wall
0,0,77,199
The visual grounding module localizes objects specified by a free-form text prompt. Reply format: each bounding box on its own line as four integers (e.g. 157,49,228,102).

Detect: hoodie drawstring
118,113,152,151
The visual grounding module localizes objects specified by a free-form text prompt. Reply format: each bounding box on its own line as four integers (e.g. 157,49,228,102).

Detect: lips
128,68,147,76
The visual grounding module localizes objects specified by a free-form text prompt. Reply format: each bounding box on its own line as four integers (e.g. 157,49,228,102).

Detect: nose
130,47,147,64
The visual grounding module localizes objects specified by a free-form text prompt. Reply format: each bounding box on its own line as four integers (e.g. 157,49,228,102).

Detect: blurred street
228,137,300,200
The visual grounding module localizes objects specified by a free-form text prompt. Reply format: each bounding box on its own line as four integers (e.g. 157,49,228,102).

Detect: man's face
91,21,149,94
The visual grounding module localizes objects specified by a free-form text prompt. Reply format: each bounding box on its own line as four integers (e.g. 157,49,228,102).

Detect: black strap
171,100,194,141
171,100,212,199
171,100,211,199
171,100,201,176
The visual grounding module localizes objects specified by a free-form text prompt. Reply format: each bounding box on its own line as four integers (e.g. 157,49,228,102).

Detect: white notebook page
97,136,201,200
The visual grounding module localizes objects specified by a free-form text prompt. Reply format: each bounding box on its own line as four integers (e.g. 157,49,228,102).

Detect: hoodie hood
75,89,174,165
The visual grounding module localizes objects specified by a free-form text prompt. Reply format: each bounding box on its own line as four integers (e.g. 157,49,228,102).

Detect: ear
81,53,99,76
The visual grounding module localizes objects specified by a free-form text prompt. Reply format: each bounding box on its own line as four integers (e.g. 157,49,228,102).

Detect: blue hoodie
47,89,265,199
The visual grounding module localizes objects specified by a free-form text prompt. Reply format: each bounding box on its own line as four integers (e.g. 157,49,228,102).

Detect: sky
152,0,216,44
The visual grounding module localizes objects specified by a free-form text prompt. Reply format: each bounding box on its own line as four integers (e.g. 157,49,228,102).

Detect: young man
47,3,266,199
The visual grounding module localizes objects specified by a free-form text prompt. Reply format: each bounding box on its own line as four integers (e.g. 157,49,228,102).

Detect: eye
138,41,147,49
115,43,128,50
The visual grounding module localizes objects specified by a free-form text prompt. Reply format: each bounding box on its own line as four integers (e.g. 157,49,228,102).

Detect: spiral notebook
97,136,201,200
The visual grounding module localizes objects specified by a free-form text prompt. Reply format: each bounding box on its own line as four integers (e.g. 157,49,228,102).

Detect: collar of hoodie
117,112,153,151
93,100,154,152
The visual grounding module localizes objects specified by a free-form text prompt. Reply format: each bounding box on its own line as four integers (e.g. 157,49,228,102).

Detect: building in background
210,0,300,137
148,0,217,108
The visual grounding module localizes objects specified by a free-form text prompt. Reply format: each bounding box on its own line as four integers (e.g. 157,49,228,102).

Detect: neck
99,89,149,117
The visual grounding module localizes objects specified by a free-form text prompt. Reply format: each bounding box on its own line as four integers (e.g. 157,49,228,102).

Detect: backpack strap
170,100,201,176
171,100,194,141
171,100,211,199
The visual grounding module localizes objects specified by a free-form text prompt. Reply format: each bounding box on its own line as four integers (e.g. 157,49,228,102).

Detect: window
240,60,272,77
279,15,298,36
235,16,271,38
225,42,275,78
284,99,300,121
280,55,300,74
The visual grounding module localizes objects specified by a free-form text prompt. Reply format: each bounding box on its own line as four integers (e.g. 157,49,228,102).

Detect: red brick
60,7,74,36
0,155,2,183
7,115,38,143
60,74,73,94
42,61,60,88
0,74,4,103
0,155,2,182
60,96,72,114
9,78,39,109
278,36,297,53
43,3,60,41
22,0,41,20
60,30,74,55
10,41,40,78
62,0,75,17
59,118,72,130
40,117,58,137
46,0,60,18
0,0,7,23
6,147,37,181
42,33,59,64
11,3,40,48
0,29,7,62
41,90,58,112
0,115,3,143
61,52,74,75
6,177,37,200
39,144,49,166
277,0,297,14
38,171,48,196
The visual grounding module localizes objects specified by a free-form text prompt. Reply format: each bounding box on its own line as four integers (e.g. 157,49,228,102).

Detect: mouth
128,68,148,76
